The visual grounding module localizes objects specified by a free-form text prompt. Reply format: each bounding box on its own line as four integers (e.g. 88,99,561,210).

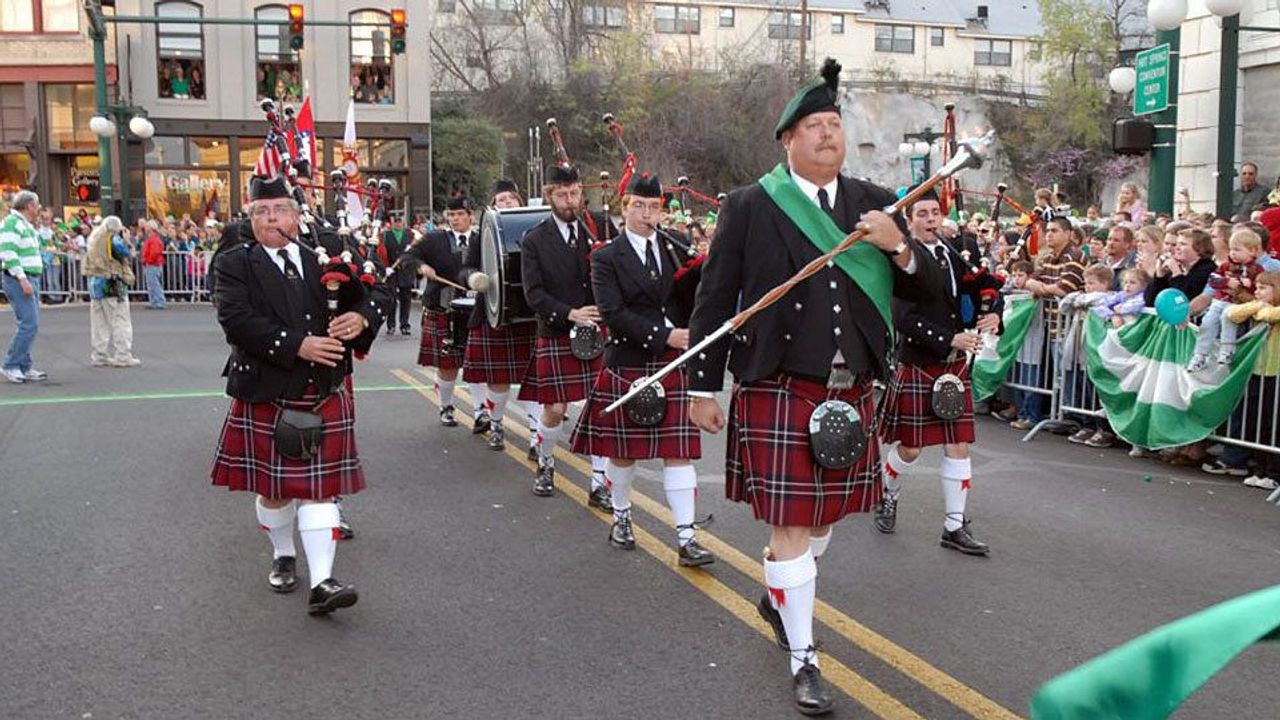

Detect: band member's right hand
418,263,438,281
298,336,346,367
950,332,981,353
690,397,725,434
666,328,690,350
568,306,602,325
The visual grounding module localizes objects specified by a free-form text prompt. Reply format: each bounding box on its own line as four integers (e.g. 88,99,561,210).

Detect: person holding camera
83,216,141,368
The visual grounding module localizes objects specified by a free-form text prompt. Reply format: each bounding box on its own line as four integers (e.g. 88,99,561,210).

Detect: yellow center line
391,368,922,720
403,366,1022,720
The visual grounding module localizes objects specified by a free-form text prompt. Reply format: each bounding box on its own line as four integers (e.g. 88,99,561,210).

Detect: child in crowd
1224,272,1280,489
993,260,1037,424
1095,268,1151,328
1059,265,1115,447
1190,229,1265,372
1004,260,1034,295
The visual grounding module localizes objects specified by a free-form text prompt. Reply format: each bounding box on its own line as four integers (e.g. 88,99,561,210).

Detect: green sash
757,164,894,332
1030,583,1280,719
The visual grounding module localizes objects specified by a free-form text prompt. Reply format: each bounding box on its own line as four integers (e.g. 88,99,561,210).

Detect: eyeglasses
251,204,295,218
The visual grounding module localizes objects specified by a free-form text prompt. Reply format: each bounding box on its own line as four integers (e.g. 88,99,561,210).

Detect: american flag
254,132,283,178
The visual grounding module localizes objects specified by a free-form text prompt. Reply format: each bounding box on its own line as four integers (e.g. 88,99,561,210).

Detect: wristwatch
881,238,909,257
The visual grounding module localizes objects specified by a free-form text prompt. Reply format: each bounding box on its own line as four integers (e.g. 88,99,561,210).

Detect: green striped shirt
0,210,42,278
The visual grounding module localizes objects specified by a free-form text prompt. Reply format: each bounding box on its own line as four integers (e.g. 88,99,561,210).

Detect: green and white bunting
971,295,1040,401
1084,314,1266,450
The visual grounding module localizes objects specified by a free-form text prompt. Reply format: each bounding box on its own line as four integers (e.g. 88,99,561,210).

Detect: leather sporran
623,377,667,427
570,324,605,360
808,400,868,470
275,407,324,460
930,373,966,421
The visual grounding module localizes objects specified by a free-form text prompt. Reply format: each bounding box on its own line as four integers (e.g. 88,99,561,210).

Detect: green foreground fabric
971,294,1040,401
1030,583,1280,719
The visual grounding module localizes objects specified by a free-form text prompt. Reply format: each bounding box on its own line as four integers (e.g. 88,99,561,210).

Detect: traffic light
288,4,304,51
75,180,100,203
390,9,406,55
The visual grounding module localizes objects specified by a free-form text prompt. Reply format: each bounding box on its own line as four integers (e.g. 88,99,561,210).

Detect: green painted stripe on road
0,384,414,408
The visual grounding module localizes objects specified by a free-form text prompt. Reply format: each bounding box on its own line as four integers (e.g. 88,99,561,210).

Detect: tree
430,114,506,210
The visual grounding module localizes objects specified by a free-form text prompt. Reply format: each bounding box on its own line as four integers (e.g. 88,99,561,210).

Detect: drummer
407,195,487,427
457,179,540,452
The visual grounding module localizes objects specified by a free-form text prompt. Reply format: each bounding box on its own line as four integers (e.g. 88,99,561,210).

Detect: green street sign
1134,43,1171,117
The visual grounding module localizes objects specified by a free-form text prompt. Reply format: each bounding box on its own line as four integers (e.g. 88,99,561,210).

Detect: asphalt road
2,304,1279,720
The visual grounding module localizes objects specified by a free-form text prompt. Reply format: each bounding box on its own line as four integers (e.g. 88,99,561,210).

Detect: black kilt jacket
591,235,688,369
401,229,476,311
894,237,1004,367
688,175,941,392
520,217,597,339
213,228,392,404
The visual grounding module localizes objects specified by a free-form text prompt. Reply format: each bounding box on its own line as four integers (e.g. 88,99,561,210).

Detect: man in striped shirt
1,191,47,384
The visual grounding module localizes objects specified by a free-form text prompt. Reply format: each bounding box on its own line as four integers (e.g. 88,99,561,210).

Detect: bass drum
479,206,550,328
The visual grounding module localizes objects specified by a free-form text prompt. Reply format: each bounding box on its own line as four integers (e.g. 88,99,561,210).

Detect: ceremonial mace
604,131,995,415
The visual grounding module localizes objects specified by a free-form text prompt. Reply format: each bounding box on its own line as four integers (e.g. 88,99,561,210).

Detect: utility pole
1215,14,1239,219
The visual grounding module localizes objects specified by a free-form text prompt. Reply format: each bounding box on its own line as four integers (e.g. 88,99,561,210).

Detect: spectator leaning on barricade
1146,227,1216,308
84,216,141,368
141,222,166,309
0,190,48,384
1060,265,1115,447
1189,228,1266,372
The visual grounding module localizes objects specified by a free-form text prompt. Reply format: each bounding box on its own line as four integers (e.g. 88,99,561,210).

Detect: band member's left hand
328,311,368,341
666,328,689,350
975,313,1000,333
856,210,905,252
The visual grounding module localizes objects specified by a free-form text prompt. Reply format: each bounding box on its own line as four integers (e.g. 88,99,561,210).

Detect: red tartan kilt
726,374,881,528
516,334,604,404
878,358,975,448
462,321,536,385
569,351,700,460
210,383,366,500
417,307,464,371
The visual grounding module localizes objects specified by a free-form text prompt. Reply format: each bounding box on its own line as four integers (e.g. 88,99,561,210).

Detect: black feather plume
821,58,841,91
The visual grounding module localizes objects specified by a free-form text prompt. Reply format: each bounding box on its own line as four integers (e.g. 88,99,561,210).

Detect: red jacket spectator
142,233,164,267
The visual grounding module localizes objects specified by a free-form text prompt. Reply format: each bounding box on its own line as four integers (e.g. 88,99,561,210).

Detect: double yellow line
390,367,1021,720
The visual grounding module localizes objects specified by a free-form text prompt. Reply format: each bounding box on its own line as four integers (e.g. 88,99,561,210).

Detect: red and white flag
254,140,282,178
290,97,317,178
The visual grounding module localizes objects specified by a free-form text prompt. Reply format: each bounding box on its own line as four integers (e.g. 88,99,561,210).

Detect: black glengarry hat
626,172,662,199
774,58,843,139
445,194,470,211
492,178,519,198
547,163,580,185
248,173,291,201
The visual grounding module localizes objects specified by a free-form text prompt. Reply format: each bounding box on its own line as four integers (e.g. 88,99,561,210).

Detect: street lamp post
898,127,943,184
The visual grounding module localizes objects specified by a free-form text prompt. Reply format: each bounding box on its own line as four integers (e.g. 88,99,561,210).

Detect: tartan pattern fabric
462,321,537,385
878,357,975,448
569,351,701,460
417,307,464,371
725,374,881,528
516,334,603,404
211,383,365,500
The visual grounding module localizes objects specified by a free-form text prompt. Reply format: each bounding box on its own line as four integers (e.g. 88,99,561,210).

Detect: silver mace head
939,130,995,177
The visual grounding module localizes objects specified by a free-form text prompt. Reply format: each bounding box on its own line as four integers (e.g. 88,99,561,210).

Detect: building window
831,14,844,35
0,0,78,32
157,1,206,100
874,24,914,53
583,3,624,29
147,170,230,222
768,11,810,40
1028,41,1042,61
930,27,944,46
0,84,25,147
975,38,1012,66
255,5,302,103
654,4,699,34
45,84,97,152
718,7,733,27
473,0,520,24
437,0,455,11
350,9,395,105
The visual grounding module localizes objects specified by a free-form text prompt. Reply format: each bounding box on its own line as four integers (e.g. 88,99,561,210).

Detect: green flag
1084,314,1266,450
971,294,1040,401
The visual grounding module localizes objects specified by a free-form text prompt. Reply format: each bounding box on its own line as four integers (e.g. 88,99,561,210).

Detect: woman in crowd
1134,225,1163,279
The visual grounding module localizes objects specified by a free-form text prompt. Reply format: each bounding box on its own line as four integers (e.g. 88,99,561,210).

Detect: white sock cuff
940,456,972,481
888,444,919,469
254,498,296,527
764,550,817,589
662,465,698,491
809,530,833,559
296,502,340,532
591,455,608,473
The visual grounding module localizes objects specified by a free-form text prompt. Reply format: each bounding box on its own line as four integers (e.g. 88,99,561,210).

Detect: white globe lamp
1147,0,1188,32
128,116,156,139
89,115,116,138
1109,67,1137,94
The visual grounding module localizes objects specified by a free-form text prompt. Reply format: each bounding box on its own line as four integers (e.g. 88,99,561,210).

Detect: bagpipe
961,183,1045,264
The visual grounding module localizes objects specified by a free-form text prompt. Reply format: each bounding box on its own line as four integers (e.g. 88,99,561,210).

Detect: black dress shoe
587,485,613,513
400,325,411,336
336,517,355,540
757,591,789,649
609,512,636,550
440,405,459,427
793,663,834,716
472,410,491,435
307,578,359,615
385,326,396,336
526,444,539,462
532,461,555,496
268,556,298,594
940,519,990,556
874,491,899,534
488,423,505,451
677,539,716,567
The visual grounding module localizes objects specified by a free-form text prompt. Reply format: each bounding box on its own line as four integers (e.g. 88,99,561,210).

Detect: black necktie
817,187,835,217
456,233,467,250
933,245,957,296
644,238,658,279
566,223,576,247
277,249,309,316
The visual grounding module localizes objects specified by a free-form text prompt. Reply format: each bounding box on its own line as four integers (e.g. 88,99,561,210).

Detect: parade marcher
687,58,940,715
83,216,141,368
377,213,416,336
408,196,487,427
518,163,613,508
876,188,1001,556
209,172,389,615
570,172,713,565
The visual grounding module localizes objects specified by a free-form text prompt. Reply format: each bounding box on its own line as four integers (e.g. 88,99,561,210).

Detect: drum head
481,206,550,328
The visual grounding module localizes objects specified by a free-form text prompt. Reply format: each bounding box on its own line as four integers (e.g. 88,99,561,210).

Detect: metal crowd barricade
22,250,212,304
1003,297,1065,442
1052,300,1107,435
1208,325,1280,458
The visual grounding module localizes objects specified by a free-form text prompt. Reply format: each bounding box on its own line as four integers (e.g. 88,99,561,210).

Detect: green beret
774,58,842,139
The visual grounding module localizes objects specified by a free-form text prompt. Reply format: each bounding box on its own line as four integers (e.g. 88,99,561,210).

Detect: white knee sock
764,549,819,675
883,444,917,494
255,497,296,559
472,383,490,418
591,455,608,491
436,379,456,410
608,460,635,519
297,502,340,588
940,456,971,532
489,389,509,423
809,529,833,560
663,465,698,546
537,419,561,465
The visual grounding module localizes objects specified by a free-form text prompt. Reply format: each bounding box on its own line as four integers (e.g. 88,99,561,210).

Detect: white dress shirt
552,215,578,245
267,243,304,277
